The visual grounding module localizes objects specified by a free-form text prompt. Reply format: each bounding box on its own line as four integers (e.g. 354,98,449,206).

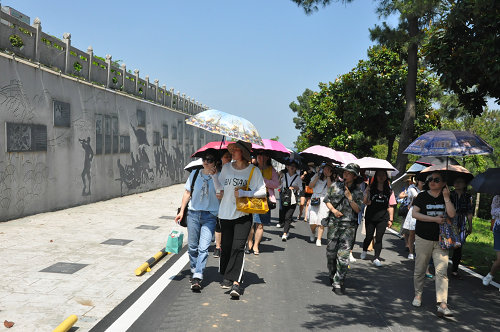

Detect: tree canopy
291,46,440,157
424,0,500,116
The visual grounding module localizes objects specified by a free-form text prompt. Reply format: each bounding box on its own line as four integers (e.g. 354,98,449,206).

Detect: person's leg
298,196,305,218
490,251,500,275
408,230,416,256
334,226,356,288
451,246,462,274
187,210,201,276
283,204,296,235
326,225,340,281
219,219,234,278
362,221,376,252
253,223,264,254
193,212,217,280
310,224,317,237
215,218,222,250
247,221,255,252
224,215,253,284
413,235,433,301
304,197,311,222
317,225,325,240
432,242,449,307
278,202,284,226
373,220,387,260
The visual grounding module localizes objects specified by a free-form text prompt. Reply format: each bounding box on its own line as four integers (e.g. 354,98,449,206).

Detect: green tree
424,0,500,117
291,46,440,157
292,0,441,173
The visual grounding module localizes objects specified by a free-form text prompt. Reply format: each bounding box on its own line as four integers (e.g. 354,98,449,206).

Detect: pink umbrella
192,141,229,158
356,157,396,171
335,151,358,166
252,139,290,160
300,145,343,164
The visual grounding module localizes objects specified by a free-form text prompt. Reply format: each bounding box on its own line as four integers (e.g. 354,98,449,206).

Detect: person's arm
412,206,446,224
264,168,280,189
363,186,371,205
344,186,361,214
442,186,456,218
236,168,267,198
211,172,223,192
309,174,319,188
174,189,191,223
388,192,396,227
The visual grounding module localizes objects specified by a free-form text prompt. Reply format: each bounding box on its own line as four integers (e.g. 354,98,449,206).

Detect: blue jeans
187,210,217,280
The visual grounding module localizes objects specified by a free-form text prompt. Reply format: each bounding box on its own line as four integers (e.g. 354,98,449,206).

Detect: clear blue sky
7,0,400,148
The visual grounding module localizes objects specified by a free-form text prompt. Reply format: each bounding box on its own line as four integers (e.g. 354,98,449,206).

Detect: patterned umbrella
186,109,263,145
403,130,493,157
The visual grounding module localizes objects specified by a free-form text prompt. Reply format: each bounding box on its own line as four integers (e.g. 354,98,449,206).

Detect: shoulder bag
177,169,200,227
236,166,269,214
281,174,298,207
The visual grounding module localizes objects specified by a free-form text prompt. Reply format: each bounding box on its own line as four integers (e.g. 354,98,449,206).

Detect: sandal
253,250,260,255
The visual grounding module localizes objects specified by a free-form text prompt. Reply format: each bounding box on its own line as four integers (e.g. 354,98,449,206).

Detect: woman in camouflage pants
323,163,363,295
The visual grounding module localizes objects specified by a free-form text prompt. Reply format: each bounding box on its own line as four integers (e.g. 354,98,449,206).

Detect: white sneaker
360,251,367,260
483,273,493,286
349,252,357,263
281,233,287,241
276,223,282,228
373,259,382,267
310,234,315,242
408,253,414,260
316,239,321,247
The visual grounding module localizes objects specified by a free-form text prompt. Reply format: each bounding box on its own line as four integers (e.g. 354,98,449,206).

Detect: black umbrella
470,168,500,195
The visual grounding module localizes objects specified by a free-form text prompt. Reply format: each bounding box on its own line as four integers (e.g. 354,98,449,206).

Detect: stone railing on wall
0,11,207,114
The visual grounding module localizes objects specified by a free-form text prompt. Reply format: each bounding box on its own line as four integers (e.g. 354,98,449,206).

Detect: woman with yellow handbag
217,141,266,298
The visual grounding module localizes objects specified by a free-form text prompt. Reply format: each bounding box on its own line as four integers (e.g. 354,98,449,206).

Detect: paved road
92,210,500,332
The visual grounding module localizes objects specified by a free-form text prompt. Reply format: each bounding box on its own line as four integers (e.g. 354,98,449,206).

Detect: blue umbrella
403,130,493,157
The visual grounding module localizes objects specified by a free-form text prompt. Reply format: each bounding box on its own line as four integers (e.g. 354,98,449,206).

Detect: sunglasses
428,177,442,183
202,158,215,163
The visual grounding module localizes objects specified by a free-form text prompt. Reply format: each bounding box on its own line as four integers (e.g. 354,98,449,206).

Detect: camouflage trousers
326,222,356,285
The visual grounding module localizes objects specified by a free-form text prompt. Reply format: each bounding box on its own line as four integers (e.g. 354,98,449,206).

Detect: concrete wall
0,53,219,221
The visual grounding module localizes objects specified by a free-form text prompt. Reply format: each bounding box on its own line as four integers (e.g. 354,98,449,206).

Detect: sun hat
340,163,360,177
227,141,252,162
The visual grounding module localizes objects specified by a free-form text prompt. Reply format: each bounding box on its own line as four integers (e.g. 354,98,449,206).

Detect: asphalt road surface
92,211,500,332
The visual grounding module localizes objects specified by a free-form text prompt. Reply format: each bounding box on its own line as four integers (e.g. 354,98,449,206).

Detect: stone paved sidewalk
0,184,186,331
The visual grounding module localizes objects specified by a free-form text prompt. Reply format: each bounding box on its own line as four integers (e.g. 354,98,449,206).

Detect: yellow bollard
135,249,168,276
53,314,78,332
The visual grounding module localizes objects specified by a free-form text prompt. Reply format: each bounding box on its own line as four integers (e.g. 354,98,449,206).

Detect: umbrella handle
219,136,226,150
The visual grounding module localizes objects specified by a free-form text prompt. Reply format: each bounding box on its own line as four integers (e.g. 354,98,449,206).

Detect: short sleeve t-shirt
365,189,395,223
413,191,446,241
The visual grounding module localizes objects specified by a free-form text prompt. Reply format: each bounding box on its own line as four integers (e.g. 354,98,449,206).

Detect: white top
280,172,302,205
218,162,267,220
310,174,329,196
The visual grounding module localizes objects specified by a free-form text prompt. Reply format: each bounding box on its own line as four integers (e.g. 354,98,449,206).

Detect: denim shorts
494,228,500,252
253,211,271,225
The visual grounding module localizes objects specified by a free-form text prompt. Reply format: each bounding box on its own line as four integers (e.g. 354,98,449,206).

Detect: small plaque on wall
53,100,71,127
6,123,47,152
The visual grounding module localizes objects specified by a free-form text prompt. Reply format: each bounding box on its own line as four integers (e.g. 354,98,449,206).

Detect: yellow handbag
236,166,269,214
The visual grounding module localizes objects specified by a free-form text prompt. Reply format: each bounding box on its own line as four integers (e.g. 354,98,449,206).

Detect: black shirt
365,188,391,223
413,191,446,241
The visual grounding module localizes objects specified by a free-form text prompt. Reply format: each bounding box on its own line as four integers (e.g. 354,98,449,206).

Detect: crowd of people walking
174,140,499,317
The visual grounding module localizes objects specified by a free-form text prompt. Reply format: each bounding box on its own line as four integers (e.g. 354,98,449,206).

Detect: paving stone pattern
0,184,186,331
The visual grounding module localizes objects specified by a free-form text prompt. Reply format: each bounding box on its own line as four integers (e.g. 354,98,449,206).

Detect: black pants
363,219,387,259
350,224,359,250
282,204,296,234
451,246,462,273
219,215,252,282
